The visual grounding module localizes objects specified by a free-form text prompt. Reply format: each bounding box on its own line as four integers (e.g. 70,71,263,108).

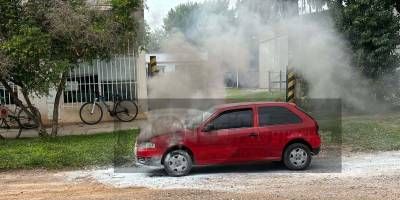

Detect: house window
0,84,17,105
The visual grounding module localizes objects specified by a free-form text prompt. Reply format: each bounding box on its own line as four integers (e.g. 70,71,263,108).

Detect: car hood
137,126,193,143
137,108,201,143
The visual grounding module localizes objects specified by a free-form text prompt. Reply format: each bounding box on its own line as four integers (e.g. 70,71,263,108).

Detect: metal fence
63,54,137,108
0,83,17,106
266,70,286,91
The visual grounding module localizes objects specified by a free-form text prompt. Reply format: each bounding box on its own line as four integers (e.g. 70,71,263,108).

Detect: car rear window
258,106,302,126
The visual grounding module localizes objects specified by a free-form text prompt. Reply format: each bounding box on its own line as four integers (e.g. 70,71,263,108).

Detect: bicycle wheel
115,100,138,122
17,109,38,129
79,102,103,125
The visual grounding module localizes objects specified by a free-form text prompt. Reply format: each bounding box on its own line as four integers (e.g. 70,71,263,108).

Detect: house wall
259,33,289,89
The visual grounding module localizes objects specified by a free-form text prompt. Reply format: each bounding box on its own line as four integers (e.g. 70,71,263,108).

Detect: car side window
258,106,302,126
211,108,253,130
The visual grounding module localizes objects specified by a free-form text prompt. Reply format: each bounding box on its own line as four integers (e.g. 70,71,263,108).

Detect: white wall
259,33,289,89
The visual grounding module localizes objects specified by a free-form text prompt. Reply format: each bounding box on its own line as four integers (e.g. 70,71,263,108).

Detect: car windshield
185,107,215,129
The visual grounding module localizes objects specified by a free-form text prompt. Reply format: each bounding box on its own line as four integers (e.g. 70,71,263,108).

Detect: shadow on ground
120,158,342,177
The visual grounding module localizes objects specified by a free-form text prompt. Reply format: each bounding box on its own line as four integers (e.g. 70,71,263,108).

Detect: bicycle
79,91,139,125
0,98,39,139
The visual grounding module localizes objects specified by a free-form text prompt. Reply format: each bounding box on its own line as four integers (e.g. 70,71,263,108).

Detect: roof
215,101,292,109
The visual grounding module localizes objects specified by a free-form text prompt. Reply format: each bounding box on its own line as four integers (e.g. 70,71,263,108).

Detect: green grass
225,88,285,102
342,113,400,152
0,129,139,169
1,112,399,170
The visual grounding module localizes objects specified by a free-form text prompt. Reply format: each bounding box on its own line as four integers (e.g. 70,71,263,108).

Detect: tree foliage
145,26,166,52
330,0,400,80
163,0,234,45
0,26,62,95
163,2,200,39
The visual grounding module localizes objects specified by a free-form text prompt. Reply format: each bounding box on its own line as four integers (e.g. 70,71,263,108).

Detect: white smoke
287,16,373,110
147,1,379,110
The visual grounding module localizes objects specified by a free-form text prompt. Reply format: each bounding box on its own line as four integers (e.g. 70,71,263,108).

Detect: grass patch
225,88,285,102
342,114,400,151
1,113,399,170
0,129,139,169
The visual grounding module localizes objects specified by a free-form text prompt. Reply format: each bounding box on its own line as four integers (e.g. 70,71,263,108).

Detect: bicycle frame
91,96,112,113
90,94,123,116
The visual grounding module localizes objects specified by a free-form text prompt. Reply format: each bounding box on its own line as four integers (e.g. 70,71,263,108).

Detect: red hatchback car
135,102,321,176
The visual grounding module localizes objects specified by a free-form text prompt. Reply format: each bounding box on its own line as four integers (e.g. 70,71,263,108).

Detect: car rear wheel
163,150,192,177
283,143,312,170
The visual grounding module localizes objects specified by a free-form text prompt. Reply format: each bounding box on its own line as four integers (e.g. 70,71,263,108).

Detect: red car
135,102,321,176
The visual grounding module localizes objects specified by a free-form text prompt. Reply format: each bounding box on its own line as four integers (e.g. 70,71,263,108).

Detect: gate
63,54,137,108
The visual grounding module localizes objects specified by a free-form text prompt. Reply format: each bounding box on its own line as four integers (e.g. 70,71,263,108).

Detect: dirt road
1,151,399,200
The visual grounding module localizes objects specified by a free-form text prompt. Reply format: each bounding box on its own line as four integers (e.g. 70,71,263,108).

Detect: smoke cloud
147,1,380,111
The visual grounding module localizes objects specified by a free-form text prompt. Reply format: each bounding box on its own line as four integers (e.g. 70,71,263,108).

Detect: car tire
163,150,193,177
283,143,312,170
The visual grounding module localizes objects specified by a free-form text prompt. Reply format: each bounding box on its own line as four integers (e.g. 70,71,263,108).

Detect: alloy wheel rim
289,148,308,167
166,153,188,173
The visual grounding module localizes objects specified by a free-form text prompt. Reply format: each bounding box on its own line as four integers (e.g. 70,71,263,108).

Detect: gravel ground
63,151,400,191
1,151,399,200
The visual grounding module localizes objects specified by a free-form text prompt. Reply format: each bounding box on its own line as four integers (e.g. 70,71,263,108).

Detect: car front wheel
283,143,312,170
163,150,193,177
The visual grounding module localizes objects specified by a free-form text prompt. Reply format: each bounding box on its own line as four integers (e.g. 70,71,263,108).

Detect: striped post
286,68,296,103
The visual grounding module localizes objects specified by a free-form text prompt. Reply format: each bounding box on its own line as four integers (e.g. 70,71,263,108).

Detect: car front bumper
136,156,162,166
134,141,163,166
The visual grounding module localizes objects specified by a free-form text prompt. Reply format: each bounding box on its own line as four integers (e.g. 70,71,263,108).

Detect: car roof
215,101,293,109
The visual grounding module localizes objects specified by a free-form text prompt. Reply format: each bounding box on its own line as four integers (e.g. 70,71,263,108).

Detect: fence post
236,68,239,88
279,70,282,91
268,71,271,92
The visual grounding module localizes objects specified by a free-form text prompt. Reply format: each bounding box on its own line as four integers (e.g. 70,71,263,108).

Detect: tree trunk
20,89,48,137
51,72,68,137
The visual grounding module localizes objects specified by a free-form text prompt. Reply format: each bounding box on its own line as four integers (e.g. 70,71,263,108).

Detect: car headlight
138,142,156,149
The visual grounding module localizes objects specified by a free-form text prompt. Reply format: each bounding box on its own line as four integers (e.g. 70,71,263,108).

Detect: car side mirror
203,123,215,132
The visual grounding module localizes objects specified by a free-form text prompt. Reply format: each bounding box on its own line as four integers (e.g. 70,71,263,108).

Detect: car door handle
248,133,258,137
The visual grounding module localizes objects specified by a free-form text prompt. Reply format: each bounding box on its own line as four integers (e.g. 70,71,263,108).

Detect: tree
48,0,143,136
0,0,60,135
329,0,400,100
145,27,166,52
163,0,234,45
163,2,200,42
0,0,144,136
330,0,400,77
46,0,119,136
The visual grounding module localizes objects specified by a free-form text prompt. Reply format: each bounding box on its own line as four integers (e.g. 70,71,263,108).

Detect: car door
197,107,260,164
257,105,303,159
